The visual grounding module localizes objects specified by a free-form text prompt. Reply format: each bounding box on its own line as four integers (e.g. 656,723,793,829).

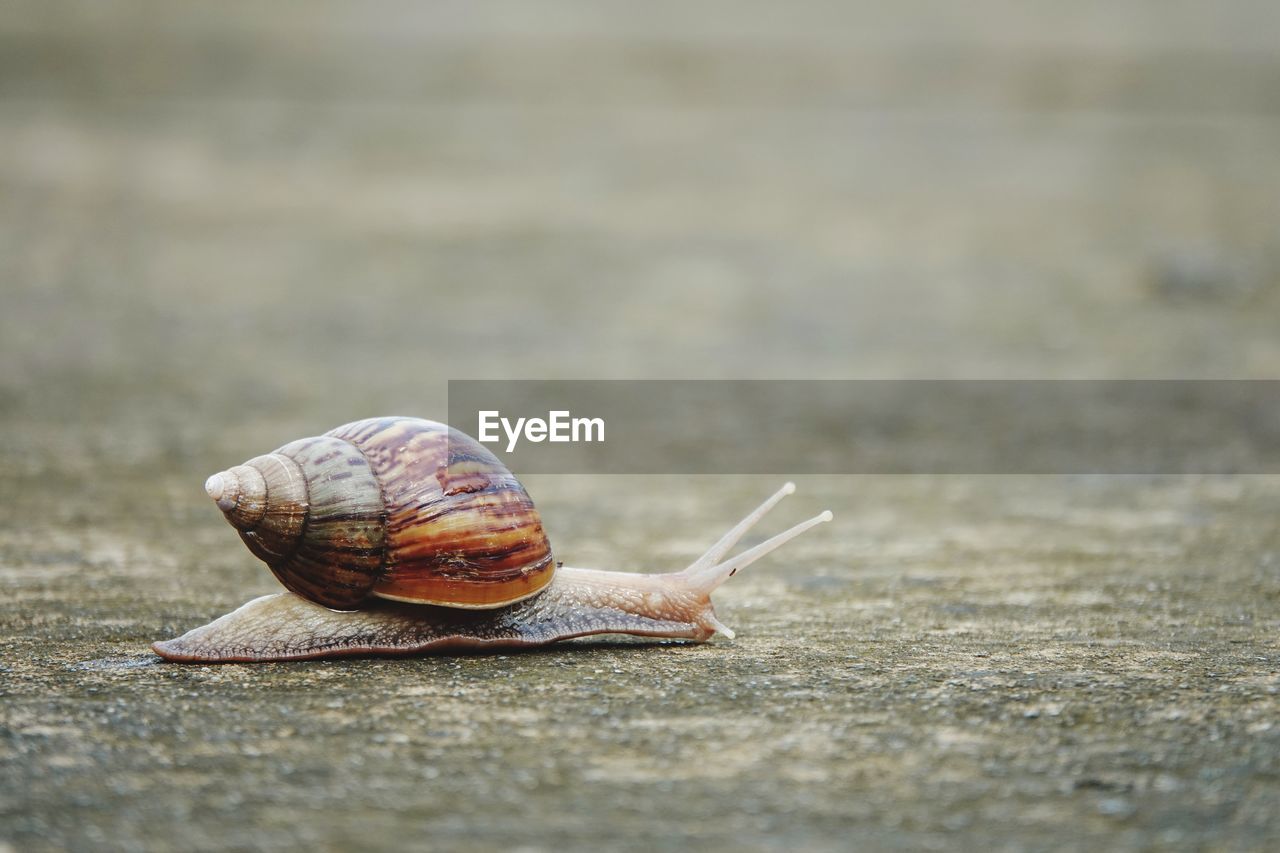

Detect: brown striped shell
202,417,555,610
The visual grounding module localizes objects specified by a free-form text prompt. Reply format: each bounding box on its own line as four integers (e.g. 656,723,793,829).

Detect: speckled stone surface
2,2,1279,850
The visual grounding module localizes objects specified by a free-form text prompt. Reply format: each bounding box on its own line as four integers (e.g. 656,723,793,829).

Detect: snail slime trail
477,410,604,453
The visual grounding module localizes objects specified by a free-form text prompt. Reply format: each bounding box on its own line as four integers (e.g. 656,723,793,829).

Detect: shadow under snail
152,417,832,663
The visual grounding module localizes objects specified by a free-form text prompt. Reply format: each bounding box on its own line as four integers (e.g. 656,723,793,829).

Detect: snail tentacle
679,508,833,598
685,481,796,574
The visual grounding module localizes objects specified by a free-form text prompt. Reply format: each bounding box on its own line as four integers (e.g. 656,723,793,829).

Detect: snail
152,417,831,662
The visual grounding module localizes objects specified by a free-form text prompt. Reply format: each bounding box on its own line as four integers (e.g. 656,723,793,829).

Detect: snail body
153,417,831,663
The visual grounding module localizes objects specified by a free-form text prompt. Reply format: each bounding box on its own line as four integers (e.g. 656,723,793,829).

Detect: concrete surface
2,2,1279,850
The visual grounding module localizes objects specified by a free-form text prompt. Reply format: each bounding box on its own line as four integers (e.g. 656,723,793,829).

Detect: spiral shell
203,417,555,610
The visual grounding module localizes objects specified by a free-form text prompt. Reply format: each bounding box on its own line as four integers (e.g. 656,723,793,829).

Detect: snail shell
203,417,555,610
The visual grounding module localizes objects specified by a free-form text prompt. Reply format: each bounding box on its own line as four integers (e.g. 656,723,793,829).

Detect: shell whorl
206,418,555,611
205,465,266,530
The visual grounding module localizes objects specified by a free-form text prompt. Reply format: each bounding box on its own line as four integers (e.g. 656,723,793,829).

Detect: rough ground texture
2,1,1279,850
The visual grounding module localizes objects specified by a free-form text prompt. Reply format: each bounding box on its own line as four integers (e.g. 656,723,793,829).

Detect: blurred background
2,1,1278,850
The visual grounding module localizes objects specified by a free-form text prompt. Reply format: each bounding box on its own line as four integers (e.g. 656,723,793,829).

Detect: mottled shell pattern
202,417,555,610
